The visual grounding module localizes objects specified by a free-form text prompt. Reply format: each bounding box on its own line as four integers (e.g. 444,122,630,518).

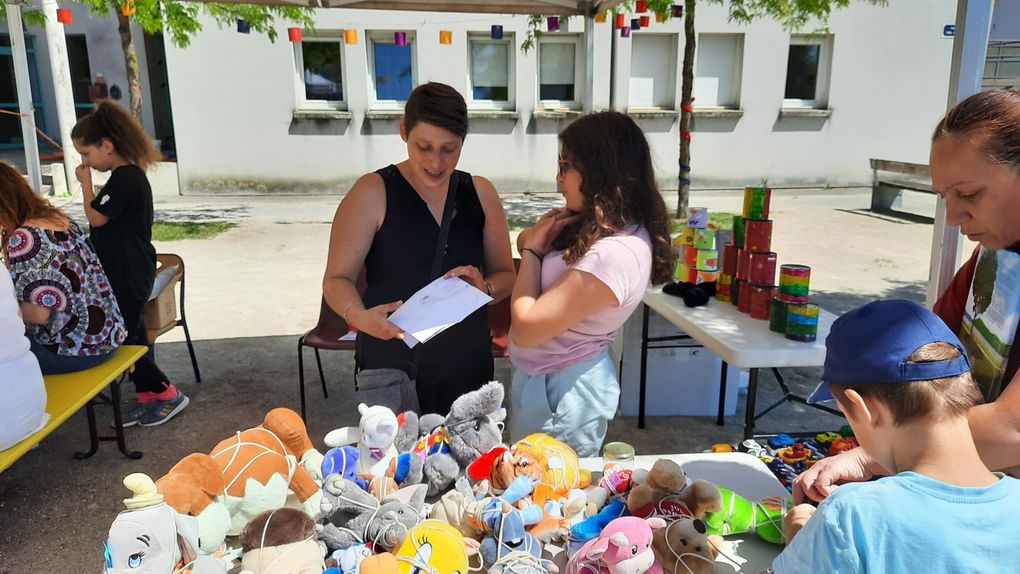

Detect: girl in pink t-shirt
508,111,674,456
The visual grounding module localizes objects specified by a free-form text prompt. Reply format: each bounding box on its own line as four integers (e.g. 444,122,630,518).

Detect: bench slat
876,179,934,194
0,345,149,474
869,158,931,179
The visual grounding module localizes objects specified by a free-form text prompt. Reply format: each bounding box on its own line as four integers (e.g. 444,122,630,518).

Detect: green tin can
769,296,789,333
733,215,745,249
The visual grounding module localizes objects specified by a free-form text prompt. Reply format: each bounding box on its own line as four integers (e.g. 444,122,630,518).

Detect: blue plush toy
321,445,369,491
570,497,628,541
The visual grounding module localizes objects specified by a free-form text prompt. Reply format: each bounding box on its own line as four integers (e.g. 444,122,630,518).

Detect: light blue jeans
509,350,620,458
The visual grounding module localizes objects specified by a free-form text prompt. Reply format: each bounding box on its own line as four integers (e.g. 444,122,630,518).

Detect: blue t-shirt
773,471,1020,574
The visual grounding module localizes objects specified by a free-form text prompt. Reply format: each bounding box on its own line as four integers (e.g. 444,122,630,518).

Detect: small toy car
711,443,735,453
768,434,795,449
815,431,841,445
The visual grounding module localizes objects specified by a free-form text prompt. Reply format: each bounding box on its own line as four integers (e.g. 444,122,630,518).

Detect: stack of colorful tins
672,207,719,284
770,265,819,342
722,186,776,321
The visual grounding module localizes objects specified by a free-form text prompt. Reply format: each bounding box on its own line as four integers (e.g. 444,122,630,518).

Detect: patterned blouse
8,220,126,357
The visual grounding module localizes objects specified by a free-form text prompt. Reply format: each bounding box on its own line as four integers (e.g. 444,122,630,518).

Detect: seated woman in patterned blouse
0,162,126,374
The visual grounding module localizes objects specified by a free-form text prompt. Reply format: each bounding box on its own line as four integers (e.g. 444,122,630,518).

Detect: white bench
870,158,934,212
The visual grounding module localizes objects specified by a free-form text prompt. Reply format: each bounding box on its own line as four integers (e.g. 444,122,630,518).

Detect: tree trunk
676,0,696,217
116,8,143,122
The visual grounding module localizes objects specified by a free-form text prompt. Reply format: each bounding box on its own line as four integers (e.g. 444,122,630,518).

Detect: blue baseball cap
807,299,972,404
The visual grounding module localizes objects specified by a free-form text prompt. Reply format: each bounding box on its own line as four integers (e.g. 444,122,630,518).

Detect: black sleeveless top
357,165,494,413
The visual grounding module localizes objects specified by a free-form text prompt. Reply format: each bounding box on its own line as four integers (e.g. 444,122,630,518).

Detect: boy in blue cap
773,299,1020,573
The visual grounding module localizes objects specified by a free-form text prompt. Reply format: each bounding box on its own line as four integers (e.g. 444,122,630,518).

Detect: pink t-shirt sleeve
571,232,647,307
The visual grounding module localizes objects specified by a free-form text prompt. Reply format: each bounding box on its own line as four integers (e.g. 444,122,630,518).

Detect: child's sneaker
118,401,151,428
138,392,190,427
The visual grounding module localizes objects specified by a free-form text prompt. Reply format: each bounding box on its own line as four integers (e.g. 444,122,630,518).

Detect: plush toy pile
103,382,790,574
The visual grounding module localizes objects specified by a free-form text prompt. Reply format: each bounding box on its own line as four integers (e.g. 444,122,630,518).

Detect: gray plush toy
394,381,507,496
318,475,425,552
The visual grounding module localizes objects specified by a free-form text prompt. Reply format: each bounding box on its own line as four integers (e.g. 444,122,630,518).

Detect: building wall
165,1,956,195
0,4,156,143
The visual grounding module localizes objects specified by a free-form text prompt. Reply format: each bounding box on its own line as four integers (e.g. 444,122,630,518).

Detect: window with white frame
538,35,584,109
629,34,678,109
694,34,743,108
469,34,514,109
368,31,416,107
784,35,833,109
294,36,345,109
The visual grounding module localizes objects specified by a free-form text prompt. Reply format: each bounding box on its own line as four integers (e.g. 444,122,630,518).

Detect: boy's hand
782,503,816,543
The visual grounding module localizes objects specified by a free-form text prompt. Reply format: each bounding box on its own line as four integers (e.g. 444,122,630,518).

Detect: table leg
73,401,100,460
743,368,760,440
639,304,650,429
111,375,143,460
716,361,728,426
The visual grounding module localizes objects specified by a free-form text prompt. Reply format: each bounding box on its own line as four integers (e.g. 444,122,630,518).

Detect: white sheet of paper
387,276,492,348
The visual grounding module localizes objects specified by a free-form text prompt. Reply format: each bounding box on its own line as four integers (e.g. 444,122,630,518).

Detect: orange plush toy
157,453,232,555
207,408,325,535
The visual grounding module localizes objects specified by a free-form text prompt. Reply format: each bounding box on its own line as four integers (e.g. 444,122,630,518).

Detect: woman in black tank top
322,83,516,414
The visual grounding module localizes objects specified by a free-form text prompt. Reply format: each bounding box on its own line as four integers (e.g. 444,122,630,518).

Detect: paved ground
0,187,974,572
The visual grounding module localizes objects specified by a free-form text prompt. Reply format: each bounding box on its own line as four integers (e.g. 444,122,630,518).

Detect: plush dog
319,475,426,553
238,508,324,574
650,517,721,574
469,434,591,498
626,459,722,520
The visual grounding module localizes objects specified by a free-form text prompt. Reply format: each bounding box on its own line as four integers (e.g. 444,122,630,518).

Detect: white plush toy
324,404,399,477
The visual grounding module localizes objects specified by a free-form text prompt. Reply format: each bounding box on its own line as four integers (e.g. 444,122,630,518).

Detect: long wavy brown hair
552,111,674,285
71,100,162,170
0,162,69,264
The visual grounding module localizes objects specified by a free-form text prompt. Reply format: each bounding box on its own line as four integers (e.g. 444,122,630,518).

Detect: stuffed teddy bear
156,453,233,555
319,475,426,553
566,516,666,574
395,382,507,495
650,517,721,574
702,488,787,544
106,473,229,574
208,408,325,535
626,459,722,520
238,508,325,574
324,404,400,478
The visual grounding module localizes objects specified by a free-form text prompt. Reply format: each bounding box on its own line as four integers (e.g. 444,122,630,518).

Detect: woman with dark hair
0,162,126,375
795,88,1020,502
508,111,674,456
323,82,515,414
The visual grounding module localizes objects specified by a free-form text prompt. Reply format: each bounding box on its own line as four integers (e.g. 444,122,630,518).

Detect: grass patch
152,221,236,241
670,211,737,233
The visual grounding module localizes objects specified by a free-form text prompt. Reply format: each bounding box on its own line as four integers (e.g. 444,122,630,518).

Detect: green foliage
717,0,886,32
972,248,998,316
152,220,236,241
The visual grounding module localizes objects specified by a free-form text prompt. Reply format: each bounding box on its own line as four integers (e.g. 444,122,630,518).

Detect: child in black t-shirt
72,101,189,427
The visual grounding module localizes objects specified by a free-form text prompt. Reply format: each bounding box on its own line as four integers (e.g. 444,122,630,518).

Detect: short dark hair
829,342,980,425
933,88,1020,175
403,82,469,140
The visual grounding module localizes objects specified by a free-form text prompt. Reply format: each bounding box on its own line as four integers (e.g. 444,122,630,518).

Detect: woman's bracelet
483,280,494,297
342,300,361,323
521,247,544,262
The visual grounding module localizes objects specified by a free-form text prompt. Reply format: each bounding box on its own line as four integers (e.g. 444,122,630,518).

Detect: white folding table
638,287,843,438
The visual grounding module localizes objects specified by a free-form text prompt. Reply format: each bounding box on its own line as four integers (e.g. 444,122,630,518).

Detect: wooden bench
870,159,934,212
0,345,149,474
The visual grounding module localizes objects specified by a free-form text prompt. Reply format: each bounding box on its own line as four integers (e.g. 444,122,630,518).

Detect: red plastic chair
297,269,366,421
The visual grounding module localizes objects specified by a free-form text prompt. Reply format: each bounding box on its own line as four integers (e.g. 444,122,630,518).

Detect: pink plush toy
567,516,666,574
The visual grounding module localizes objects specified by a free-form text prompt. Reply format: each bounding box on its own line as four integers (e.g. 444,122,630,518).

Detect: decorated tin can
680,226,696,247
738,280,754,314
687,207,708,228
749,284,775,320
693,227,715,250
696,249,719,271
779,264,811,303
716,291,732,303
744,219,773,253
786,303,820,342
696,270,719,284
736,248,752,280
733,216,746,249
721,243,738,276
749,251,778,285
684,245,698,268
718,273,733,286
731,279,744,307
743,186,772,220
769,297,790,333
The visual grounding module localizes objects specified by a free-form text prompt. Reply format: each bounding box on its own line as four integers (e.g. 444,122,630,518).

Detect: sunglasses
557,159,572,177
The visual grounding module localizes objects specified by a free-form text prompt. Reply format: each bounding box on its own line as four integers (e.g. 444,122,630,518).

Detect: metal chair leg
314,348,328,399
298,339,308,422
181,318,201,383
